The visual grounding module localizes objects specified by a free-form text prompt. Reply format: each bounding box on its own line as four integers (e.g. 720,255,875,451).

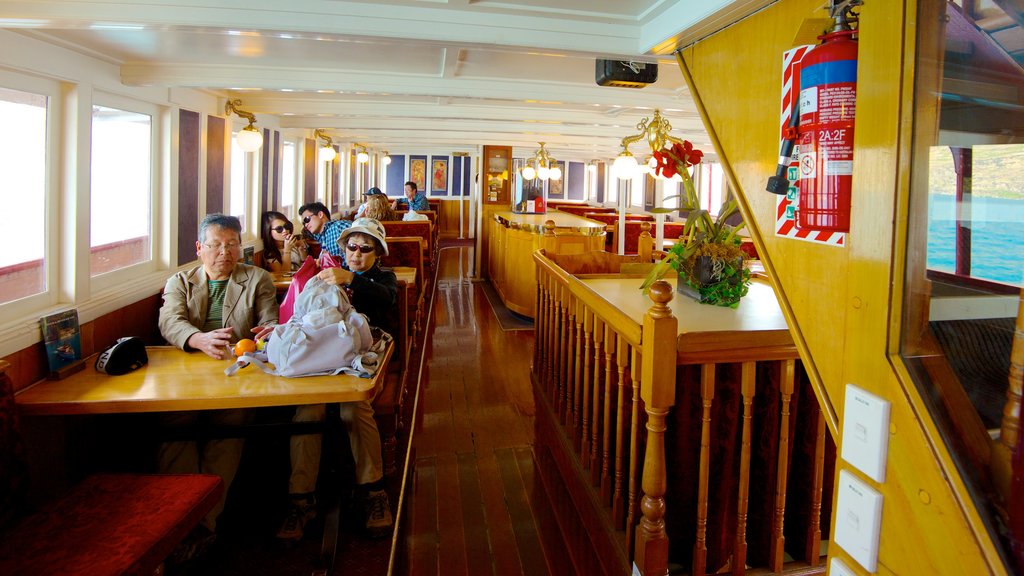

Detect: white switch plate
834,470,883,572
830,557,856,576
841,384,890,482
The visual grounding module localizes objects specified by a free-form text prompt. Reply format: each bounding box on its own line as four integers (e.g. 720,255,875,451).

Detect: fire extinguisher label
799,150,816,179
799,86,818,114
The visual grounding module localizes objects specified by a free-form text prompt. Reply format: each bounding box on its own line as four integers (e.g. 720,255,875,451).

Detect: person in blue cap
354,187,383,219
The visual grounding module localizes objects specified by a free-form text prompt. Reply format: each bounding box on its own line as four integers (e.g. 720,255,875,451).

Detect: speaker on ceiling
595,59,658,88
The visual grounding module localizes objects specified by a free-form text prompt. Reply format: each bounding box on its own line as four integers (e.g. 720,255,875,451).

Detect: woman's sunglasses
271,225,292,233
346,243,375,254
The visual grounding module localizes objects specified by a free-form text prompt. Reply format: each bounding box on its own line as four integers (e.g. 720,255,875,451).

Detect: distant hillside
929,144,1024,199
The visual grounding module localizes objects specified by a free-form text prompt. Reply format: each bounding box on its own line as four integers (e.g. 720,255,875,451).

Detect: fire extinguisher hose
766,99,800,195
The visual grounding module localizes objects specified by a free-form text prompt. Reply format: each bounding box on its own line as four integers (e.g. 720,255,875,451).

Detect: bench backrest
379,221,433,266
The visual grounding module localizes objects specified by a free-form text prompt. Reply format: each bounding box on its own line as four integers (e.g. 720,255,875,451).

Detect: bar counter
488,211,605,318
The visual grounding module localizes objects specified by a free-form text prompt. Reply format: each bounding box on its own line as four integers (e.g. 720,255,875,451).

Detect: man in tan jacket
157,213,278,562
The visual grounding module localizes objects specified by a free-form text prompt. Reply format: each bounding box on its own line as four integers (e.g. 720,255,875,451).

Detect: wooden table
15,344,392,572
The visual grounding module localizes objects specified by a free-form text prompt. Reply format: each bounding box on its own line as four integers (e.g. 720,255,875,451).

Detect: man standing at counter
157,213,278,563
299,201,351,259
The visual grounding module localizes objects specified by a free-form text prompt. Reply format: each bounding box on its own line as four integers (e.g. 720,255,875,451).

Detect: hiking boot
364,489,393,538
166,525,216,566
276,495,317,541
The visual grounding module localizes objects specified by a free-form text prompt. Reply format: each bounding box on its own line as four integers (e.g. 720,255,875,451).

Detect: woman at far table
260,211,307,273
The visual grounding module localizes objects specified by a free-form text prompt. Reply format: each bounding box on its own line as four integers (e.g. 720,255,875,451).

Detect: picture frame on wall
548,161,564,198
430,156,448,195
409,156,426,191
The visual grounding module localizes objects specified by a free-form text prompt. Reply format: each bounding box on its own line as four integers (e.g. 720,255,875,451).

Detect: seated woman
362,192,400,222
353,187,385,220
278,217,397,542
260,211,308,273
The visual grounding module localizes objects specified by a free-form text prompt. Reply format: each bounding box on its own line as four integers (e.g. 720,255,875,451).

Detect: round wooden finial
640,221,651,232
544,220,556,235
649,280,673,304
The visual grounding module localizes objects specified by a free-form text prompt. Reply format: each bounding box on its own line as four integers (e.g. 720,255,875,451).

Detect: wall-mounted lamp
520,142,561,181
381,150,392,166
314,129,336,162
587,160,599,173
225,99,263,152
355,144,369,164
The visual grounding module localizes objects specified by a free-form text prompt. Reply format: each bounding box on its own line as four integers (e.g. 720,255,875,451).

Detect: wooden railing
531,249,834,576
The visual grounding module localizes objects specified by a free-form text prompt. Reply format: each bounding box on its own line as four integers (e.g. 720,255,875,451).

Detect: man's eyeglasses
271,226,292,233
203,242,241,252
346,244,375,254
302,215,314,224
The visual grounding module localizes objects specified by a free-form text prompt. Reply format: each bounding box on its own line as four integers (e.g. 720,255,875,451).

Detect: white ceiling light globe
612,153,637,180
356,150,369,163
537,166,550,180
318,145,337,162
236,126,263,152
549,166,562,180
382,155,392,165
522,165,536,180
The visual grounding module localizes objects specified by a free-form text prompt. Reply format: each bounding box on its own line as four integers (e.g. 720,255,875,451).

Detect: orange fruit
234,338,257,356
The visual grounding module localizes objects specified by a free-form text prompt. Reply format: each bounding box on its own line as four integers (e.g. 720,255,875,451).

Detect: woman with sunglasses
278,217,397,542
260,211,308,273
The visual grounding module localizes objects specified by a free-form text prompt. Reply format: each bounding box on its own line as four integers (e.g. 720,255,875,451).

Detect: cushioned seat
0,473,222,576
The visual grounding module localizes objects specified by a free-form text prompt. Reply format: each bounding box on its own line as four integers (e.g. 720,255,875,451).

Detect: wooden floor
394,245,574,576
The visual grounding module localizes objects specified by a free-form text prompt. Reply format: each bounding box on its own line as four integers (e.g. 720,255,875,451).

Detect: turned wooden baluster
770,359,796,572
598,317,610,487
613,336,631,528
566,296,580,430
538,273,551,393
581,310,595,462
806,400,826,565
693,363,716,576
534,260,546,386
590,318,605,486
556,288,569,422
634,281,677,576
546,279,557,399
601,323,616,502
626,344,642,558
733,361,756,576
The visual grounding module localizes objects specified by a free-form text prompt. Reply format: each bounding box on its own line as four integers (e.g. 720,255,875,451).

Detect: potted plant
640,140,751,308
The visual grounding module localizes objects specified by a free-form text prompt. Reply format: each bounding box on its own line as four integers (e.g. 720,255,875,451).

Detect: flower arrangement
640,140,751,308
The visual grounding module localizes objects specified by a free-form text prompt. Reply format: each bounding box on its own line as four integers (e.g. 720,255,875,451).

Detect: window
229,133,258,234
280,140,296,214
0,85,48,305
90,104,152,277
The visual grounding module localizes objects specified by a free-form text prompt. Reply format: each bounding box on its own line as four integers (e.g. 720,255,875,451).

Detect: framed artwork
548,161,564,198
430,156,448,195
409,156,426,191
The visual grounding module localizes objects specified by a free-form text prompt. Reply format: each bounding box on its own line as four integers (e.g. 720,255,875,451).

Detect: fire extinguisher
767,0,861,233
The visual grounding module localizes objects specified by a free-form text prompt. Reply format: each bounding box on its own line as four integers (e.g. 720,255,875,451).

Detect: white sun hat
338,217,389,256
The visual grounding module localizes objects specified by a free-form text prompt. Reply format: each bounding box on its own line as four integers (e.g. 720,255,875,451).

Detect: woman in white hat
279,216,396,542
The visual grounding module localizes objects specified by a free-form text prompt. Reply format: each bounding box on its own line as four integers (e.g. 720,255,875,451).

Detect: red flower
653,140,703,179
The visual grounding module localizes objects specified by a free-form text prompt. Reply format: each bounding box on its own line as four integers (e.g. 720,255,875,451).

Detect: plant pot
677,255,748,307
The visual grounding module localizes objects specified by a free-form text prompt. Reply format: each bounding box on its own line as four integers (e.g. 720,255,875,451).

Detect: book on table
40,309,82,375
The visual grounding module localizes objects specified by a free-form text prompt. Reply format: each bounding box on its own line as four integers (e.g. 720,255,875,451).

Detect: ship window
229,132,258,235
90,103,153,277
0,84,49,307
280,140,297,213
902,0,1024,561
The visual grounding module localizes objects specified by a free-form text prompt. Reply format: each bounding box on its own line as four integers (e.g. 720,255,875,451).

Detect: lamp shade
382,154,392,165
521,165,536,180
537,165,550,181
356,150,369,163
549,165,562,180
612,153,638,180
236,126,263,152
318,145,337,162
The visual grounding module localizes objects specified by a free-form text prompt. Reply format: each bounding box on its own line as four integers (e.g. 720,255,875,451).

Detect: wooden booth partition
531,251,835,576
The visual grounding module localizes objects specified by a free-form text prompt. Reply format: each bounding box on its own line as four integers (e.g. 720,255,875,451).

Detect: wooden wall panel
205,115,225,215
681,0,999,572
303,137,316,205
177,109,200,266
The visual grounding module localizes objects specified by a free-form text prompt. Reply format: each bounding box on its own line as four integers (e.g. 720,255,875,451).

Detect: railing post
633,280,677,576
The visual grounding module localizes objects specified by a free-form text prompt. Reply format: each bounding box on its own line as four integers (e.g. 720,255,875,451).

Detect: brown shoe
276,495,317,541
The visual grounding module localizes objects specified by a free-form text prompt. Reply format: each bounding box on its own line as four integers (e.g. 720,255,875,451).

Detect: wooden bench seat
0,361,222,576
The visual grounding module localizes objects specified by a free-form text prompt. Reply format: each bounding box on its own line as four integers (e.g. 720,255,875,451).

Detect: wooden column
733,361,755,576
633,281,677,576
770,359,796,572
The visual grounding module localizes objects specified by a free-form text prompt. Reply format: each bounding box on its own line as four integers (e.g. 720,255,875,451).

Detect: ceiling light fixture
381,151,392,166
355,145,369,164
224,99,263,152
612,109,682,180
519,142,561,182
314,129,336,162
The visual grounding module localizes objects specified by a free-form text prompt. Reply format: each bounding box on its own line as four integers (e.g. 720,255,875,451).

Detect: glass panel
91,105,151,276
902,0,1024,562
0,87,47,304
230,134,247,232
280,141,296,213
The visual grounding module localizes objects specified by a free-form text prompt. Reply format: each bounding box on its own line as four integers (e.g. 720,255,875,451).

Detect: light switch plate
834,469,883,572
841,384,890,482
830,557,856,576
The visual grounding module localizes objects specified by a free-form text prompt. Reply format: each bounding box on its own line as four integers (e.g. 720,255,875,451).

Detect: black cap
365,187,382,196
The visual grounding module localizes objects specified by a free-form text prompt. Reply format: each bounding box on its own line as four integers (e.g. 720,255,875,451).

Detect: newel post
633,280,677,576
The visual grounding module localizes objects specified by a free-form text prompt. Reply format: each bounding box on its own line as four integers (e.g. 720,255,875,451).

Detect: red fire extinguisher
766,0,860,233
796,26,857,232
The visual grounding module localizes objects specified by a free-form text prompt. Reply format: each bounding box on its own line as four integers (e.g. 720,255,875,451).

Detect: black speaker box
595,59,658,88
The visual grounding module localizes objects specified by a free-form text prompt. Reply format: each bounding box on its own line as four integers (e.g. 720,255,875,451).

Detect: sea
927,194,1024,286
